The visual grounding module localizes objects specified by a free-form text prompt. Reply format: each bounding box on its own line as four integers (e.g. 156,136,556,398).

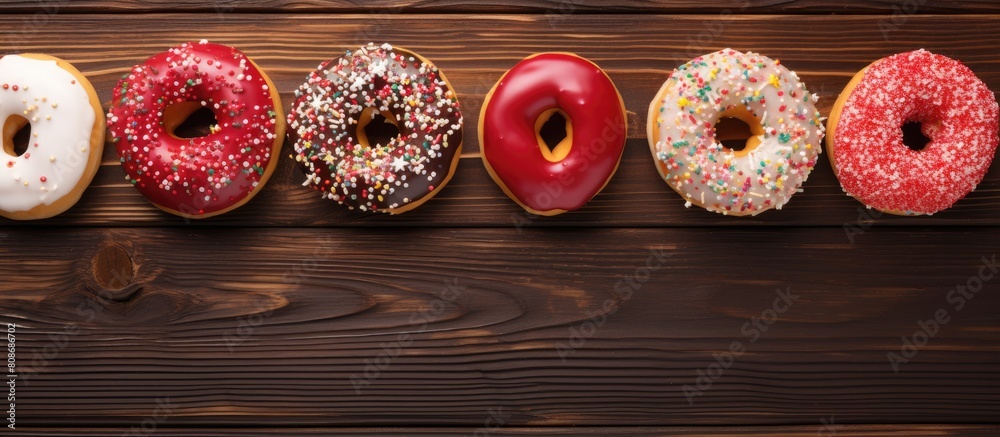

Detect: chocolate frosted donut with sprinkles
647,49,825,216
287,43,463,214
108,40,285,219
826,50,999,215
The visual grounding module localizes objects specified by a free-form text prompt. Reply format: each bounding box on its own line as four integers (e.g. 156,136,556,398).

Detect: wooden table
1,1,999,435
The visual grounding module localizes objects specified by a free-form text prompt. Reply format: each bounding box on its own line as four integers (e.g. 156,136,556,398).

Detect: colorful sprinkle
287,43,463,213
106,41,281,217
649,49,824,216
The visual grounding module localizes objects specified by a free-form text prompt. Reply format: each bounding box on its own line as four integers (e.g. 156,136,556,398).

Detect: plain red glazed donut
108,41,285,218
479,53,627,216
826,49,999,215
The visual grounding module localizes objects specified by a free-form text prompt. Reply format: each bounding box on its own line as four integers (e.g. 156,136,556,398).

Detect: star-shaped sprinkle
391,156,407,172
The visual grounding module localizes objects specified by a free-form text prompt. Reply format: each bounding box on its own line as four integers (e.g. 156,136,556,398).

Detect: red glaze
480,53,626,213
832,50,999,215
108,41,283,217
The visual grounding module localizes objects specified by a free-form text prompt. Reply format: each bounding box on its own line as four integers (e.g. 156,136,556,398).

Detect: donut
108,40,285,218
826,50,999,215
288,43,463,214
647,49,824,216
479,53,627,216
0,54,104,220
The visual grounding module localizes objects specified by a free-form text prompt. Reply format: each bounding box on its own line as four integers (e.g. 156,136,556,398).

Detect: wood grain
0,0,998,14
1,13,1000,227
13,424,1000,436
2,227,999,426
3,6,1000,435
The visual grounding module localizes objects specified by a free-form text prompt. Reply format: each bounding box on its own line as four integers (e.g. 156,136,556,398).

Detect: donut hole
715,117,753,152
164,102,219,139
714,108,764,157
2,115,31,158
540,112,568,151
901,121,931,152
358,108,401,148
535,108,573,162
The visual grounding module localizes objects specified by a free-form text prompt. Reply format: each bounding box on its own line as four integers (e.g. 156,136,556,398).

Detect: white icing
648,49,825,215
0,55,97,214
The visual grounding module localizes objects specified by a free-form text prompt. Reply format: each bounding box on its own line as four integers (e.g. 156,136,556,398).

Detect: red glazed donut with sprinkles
108,40,285,218
288,43,463,214
827,50,999,215
0,54,105,220
648,49,825,216
479,53,627,216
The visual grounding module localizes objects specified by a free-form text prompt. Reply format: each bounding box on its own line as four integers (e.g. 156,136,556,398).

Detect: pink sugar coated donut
829,50,999,215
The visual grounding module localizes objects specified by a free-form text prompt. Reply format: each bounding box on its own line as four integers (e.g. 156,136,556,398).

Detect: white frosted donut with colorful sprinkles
0,54,104,220
826,49,999,215
647,49,825,216
288,43,463,214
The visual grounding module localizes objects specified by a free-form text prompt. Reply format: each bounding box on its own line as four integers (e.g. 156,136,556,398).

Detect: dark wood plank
2,13,1000,227
14,424,1000,436
2,227,999,426
0,0,997,14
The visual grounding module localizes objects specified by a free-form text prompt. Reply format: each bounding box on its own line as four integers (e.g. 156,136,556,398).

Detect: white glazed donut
647,49,824,216
0,54,104,220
